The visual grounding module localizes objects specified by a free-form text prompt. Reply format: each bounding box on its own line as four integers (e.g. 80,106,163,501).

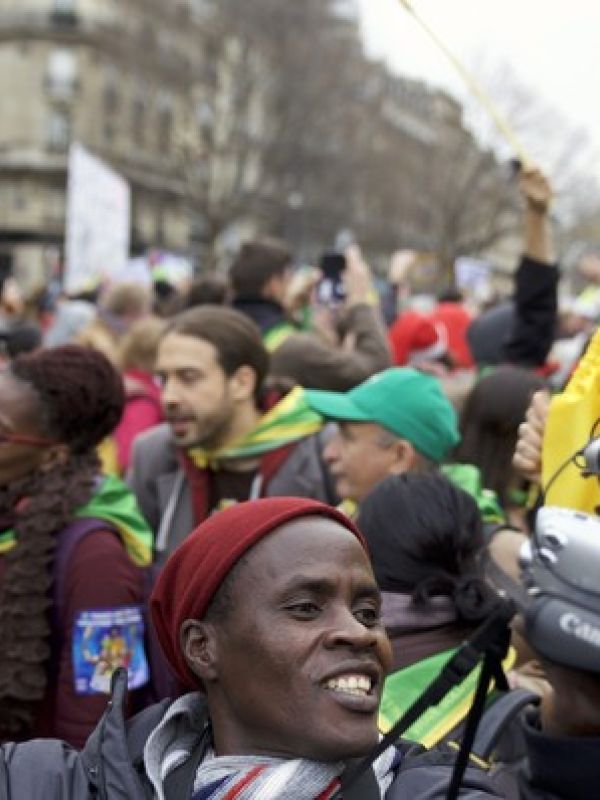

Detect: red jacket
114,369,162,474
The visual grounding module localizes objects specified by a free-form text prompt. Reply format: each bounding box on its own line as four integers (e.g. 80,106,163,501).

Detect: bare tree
176,2,578,284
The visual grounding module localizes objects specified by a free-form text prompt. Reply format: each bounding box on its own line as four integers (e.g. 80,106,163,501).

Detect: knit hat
388,310,447,366
150,497,366,688
305,367,460,463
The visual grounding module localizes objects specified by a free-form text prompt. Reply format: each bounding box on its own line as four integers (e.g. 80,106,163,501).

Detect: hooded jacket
0,669,510,800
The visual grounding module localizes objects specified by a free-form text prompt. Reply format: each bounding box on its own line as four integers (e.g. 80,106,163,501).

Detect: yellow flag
542,328,600,512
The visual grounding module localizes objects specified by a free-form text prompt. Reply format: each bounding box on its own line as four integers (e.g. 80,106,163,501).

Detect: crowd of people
0,163,598,799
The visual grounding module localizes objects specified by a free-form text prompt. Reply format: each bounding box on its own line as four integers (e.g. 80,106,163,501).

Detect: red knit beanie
150,497,366,688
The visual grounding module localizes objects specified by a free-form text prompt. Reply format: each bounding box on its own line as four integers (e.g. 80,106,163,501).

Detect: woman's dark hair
357,473,494,623
454,366,546,507
164,305,269,402
10,344,126,452
0,345,126,736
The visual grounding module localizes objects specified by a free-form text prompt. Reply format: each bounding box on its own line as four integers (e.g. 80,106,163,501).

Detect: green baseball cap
305,367,460,463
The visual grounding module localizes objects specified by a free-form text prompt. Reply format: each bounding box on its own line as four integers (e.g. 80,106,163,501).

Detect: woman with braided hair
0,345,153,746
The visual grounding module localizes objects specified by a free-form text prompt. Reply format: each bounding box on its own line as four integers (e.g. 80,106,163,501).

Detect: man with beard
128,306,335,563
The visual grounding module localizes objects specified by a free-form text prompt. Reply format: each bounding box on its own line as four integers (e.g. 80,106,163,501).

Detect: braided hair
10,344,125,452
0,345,125,736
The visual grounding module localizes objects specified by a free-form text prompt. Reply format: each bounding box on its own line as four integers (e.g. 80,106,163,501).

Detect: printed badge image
72,606,149,695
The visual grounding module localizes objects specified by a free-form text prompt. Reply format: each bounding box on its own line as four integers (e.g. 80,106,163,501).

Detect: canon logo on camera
560,612,600,647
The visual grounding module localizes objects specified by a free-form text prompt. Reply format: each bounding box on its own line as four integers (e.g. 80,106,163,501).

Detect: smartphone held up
316,251,346,306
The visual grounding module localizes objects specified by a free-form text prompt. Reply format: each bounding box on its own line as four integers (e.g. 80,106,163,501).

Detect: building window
104,120,116,144
190,0,216,20
196,100,214,134
132,98,146,148
52,0,78,26
103,82,120,115
13,185,26,211
140,22,156,49
103,64,121,115
158,109,173,152
47,108,71,150
46,49,78,100
157,95,174,153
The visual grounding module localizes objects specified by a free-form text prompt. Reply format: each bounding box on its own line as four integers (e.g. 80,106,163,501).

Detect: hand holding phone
316,252,346,305
343,245,375,307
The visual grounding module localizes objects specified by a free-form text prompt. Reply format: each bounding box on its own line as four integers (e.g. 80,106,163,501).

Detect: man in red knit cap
0,498,594,799
140,497,496,798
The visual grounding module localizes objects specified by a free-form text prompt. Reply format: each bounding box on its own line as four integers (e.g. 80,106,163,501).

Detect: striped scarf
192,755,342,800
191,747,398,800
187,387,323,469
144,692,397,800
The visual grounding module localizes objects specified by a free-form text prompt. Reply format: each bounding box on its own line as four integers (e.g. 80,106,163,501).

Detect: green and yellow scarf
379,645,516,749
263,320,298,352
188,386,323,469
0,474,152,567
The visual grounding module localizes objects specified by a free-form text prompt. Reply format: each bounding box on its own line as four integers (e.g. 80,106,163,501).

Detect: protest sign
64,142,131,293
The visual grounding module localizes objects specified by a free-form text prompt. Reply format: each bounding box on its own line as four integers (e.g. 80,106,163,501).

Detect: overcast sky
356,0,600,171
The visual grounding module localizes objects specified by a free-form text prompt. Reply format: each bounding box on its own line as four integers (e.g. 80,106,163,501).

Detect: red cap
150,497,366,688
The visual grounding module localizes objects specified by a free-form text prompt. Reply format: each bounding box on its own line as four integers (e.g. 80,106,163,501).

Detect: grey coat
128,424,337,564
0,670,507,800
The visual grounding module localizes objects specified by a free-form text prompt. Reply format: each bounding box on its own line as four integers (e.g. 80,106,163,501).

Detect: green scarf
442,463,505,525
0,474,152,567
379,646,516,749
188,387,323,469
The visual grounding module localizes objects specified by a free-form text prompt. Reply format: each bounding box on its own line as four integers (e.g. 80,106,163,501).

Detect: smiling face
156,332,237,450
183,516,392,762
0,370,51,486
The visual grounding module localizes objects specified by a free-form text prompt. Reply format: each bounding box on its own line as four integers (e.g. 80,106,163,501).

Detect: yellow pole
398,0,531,168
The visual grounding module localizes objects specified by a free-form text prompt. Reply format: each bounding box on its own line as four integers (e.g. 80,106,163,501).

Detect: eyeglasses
0,432,57,447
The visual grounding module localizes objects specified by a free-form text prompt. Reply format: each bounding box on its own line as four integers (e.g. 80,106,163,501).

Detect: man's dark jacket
1,670,595,799
467,256,559,368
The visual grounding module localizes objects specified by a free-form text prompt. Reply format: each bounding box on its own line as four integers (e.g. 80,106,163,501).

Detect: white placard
64,143,131,293
454,256,491,293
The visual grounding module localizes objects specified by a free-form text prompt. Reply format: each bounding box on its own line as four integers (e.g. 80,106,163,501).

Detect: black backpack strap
470,689,539,760
340,763,381,800
340,599,516,797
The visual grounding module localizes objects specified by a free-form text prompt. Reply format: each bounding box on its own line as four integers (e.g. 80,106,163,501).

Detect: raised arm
503,165,559,367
